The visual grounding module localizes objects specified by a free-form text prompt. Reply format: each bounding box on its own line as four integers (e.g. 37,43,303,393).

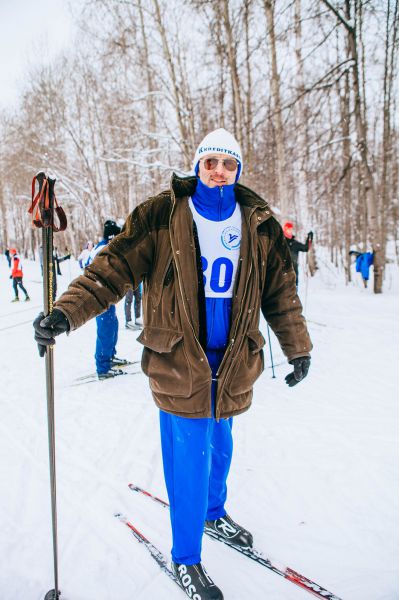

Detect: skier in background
78,240,94,269
85,220,129,379
33,129,312,599
9,248,30,302
349,250,374,288
125,284,143,329
54,247,71,276
4,248,11,267
283,221,313,287
38,246,71,301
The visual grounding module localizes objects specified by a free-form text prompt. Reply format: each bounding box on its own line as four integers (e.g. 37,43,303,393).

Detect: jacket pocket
148,252,174,308
227,329,265,396
163,259,174,286
137,326,192,398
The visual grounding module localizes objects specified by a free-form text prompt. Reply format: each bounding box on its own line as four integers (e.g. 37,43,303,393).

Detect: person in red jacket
9,248,30,302
283,222,313,286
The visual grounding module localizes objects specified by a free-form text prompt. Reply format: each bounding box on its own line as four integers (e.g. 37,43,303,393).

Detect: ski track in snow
1,256,398,599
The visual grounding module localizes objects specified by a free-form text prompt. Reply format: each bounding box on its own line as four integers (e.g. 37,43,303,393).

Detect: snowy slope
0,254,398,600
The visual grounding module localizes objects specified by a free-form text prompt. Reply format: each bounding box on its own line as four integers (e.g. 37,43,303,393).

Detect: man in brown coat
34,128,312,600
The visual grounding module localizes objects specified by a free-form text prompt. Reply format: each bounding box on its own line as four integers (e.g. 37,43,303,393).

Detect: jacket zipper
169,190,211,410
215,208,257,419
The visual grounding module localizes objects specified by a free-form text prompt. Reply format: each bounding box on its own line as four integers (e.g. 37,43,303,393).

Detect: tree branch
320,0,354,32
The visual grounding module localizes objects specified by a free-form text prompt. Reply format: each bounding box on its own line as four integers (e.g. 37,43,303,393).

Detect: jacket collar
170,172,272,213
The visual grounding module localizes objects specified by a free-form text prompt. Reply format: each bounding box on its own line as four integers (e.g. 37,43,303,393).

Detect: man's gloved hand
285,356,311,387
306,231,314,244
33,309,70,357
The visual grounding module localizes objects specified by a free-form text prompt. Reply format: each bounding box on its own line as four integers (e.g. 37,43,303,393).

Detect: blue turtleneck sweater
191,178,236,221
191,179,238,369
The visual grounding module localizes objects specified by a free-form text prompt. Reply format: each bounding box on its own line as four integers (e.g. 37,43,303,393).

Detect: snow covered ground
0,252,398,600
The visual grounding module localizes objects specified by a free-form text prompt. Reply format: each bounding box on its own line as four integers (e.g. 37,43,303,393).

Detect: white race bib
189,199,242,298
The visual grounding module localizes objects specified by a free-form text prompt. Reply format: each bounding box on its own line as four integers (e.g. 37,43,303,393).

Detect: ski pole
266,324,276,379
304,258,310,314
304,234,312,314
29,172,67,600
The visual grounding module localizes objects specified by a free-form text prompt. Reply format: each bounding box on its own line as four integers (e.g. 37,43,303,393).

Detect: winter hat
9,248,17,255
193,128,243,180
283,222,294,239
103,220,121,241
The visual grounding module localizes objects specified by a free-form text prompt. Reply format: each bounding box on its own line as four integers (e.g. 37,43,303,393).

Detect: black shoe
111,356,129,366
11,297,19,302
171,562,223,600
25,296,30,302
98,368,124,380
125,322,140,330
204,514,253,548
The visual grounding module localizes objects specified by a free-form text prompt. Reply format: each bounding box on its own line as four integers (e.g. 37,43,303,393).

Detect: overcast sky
0,0,76,110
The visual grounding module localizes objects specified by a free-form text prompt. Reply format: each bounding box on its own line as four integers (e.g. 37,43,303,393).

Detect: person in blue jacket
349,250,374,288
86,220,128,378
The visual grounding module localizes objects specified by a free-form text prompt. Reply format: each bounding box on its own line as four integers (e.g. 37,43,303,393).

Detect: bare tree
0,0,397,294
321,0,384,292
264,0,290,221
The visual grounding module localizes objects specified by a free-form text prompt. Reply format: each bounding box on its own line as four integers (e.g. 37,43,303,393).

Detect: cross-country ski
115,513,179,586
127,483,342,600
71,361,141,385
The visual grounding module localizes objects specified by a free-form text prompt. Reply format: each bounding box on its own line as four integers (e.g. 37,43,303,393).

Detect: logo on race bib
221,226,241,250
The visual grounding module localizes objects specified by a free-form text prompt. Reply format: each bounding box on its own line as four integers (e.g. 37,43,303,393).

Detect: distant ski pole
304,234,312,314
29,172,67,600
266,324,276,378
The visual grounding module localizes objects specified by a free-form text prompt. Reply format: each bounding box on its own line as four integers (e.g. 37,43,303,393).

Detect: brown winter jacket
55,174,312,419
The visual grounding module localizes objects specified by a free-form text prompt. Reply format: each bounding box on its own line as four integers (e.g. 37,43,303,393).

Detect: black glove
285,356,311,387
306,231,314,243
9,275,12,279
33,309,70,357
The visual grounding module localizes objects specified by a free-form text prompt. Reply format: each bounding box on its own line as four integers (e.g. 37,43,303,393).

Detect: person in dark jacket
283,222,313,286
86,220,129,378
33,129,312,600
39,246,71,300
4,248,11,267
125,284,142,329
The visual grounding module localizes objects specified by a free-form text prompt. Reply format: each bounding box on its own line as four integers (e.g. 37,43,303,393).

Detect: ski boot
25,296,30,302
171,562,223,600
11,297,19,302
111,356,129,366
204,514,253,548
98,368,124,380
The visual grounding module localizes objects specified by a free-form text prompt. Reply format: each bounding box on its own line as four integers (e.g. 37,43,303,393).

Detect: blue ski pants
159,349,233,565
95,305,118,374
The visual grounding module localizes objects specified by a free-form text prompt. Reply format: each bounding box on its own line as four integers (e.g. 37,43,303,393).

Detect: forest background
0,0,398,293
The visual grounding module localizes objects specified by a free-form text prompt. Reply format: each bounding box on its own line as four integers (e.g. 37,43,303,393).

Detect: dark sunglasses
202,157,238,172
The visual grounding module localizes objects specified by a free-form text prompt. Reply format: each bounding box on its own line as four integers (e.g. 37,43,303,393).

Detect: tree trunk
381,0,399,269
152,0,191,170
244,0,253,173
340,68,353,283
264,0,289,222
221,0,244,149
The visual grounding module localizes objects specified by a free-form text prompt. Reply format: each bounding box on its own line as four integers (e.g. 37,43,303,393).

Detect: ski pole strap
29,175,67,232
